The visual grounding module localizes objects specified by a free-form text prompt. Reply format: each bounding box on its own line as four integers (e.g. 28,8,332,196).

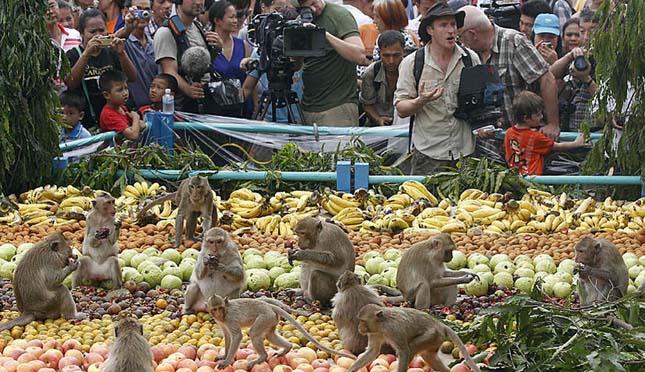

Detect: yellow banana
441,221,466,233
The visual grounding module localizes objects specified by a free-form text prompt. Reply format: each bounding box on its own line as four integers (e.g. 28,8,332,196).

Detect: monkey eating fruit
102,317,154,372
0,231,86,332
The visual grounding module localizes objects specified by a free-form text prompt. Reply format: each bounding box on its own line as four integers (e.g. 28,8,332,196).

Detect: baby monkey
207,295,355,370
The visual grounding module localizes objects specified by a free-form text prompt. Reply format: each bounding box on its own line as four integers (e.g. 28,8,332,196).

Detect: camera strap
74,46,97,124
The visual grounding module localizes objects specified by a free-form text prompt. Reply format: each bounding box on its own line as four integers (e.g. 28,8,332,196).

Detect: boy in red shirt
99,70,146,142
504,91,586,175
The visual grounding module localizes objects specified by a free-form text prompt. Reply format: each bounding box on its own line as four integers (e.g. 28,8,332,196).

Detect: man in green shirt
298,0,370,126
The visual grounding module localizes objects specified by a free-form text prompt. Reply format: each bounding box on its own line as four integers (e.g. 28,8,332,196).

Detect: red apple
197,344,218,360
16,353,36,364
87,362,103,372
176,358,198,371
198,360,217,368
406,368,425,372
155,362,175,372
312,360,330,370
201,350,219,363
251,362,272,372
82,352,104,369
369,366,388,372
288,357,309,370
60,366,83,372
335,357,354,370
61,340,82,353
297,364,314,372
151,346,167,364
177,346,197,361
11,341,27,349
39,349,63,369
388,361,398,372
63,350,84,365
89,344,109,360
24,348,43,360
313,368,329,372
328,367,346,372
176,368,194,372
463,344,477,356
58,356,82,369
370,358,389,369
235,349,253,361
407,356,424,369
232,359,248,371
4,346,25,359
36,368,56,372
196,366,214,372
168,352,187,362
274,365,294,372
379,355,396,365
42,341,61,352
24,342,42,350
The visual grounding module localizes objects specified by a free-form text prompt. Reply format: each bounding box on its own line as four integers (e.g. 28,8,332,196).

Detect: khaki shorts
303,103,359,127
410,151,458,176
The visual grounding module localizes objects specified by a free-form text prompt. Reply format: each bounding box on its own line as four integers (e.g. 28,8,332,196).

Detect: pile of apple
0,337,485,372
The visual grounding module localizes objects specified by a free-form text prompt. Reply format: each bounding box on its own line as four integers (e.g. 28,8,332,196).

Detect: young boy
138,73,179,116
504,91,587,175
60,91,91,141
99,70,147,142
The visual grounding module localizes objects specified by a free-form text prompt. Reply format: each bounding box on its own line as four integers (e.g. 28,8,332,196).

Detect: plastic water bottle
162,89,174,114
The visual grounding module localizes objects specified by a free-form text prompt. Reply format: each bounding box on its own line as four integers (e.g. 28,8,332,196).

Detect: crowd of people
50,0,614,176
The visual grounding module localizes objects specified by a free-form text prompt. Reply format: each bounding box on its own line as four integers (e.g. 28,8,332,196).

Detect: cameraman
297,0,371,127
153,0,222,113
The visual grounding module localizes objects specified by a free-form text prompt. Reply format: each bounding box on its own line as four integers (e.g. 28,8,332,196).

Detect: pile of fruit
1,183,645,372
2,183,645,238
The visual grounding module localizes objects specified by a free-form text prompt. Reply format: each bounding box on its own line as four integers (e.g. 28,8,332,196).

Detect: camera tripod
254,86,305,124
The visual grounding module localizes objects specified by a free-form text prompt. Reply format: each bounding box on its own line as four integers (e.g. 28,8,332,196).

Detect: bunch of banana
151,200,177,220
468,206,506,225
232,216,255,230
384,193,413,210
230,188,263,202
364,190,387,208
59,196,93,211
399,180,439,204
156,219,175,230
503,199,534,221
63,185,94,198
623,199,645,218
440,219,467,233
459,188,489,202
19,187,45,204
574,211,620,231
321,193,361,215
229,198,273,219
123,182,164,201
31,185,67,203
0,210,21,225
331,207,365,231
256,215,282,235
412,214,451,232
18,203,55,225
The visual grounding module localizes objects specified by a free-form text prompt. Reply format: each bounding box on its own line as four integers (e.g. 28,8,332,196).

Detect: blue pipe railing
59,120,603,152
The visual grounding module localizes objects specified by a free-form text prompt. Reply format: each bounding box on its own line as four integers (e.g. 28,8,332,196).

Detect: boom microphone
181,46,212,83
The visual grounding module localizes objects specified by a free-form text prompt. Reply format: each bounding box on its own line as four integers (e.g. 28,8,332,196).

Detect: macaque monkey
396,234,478,309
183,228,246,313
73,193,122,288
348,304,481,372
290,217,356,306
574,236,629,305
137,175,217,248
332,271,386,355
0,232,86,332
207,295,355,370
102,317,154,372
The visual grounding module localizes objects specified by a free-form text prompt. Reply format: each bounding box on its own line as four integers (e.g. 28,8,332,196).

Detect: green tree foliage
583,0,644,181
0,1,62,194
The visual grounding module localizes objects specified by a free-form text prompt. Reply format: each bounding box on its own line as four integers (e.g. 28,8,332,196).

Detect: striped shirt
486,25,550,126
53,23,82,52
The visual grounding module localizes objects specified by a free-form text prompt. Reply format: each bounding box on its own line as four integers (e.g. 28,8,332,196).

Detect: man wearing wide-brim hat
394,2,486,176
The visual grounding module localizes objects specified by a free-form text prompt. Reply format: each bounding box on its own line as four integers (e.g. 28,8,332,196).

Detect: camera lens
574,55,588,71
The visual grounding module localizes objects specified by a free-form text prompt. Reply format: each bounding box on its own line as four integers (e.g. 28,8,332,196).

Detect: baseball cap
419,2,466,44
533,13,561,36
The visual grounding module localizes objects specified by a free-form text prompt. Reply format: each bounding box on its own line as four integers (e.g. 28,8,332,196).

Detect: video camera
480,0,521,30
455,64,505,130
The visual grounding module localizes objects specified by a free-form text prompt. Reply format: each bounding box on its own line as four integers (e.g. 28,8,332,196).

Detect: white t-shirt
343,5,372,26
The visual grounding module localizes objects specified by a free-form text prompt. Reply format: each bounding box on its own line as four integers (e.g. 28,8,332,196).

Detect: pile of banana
3,182,645,236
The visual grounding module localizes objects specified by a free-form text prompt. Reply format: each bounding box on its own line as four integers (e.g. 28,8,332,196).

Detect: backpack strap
373,60,382,92
460,46,473,68
408,48,425,153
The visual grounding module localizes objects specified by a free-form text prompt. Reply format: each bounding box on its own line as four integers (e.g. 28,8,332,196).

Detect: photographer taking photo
297,0,371,127
153,0,223,113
